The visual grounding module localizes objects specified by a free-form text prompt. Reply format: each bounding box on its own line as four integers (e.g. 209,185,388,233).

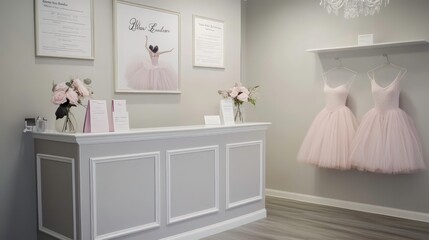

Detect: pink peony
229,87,239,98
237,92,249,102
66,89,79,105
72,78,90,97
51,90,67,105
54,82,69,92
239,86,250,95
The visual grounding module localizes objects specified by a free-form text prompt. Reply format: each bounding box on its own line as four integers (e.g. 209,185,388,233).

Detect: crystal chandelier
320,0,390,19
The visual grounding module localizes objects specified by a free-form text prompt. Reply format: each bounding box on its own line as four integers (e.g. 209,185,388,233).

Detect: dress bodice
324,83,350,112
151,55,159,65
370,72,403,113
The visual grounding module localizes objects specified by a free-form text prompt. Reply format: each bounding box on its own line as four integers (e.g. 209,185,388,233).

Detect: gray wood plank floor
203,196,429,240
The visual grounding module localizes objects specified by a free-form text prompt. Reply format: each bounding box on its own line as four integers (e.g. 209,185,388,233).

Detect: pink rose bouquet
51,78,92,119
218,82,259,122
218,82,258,106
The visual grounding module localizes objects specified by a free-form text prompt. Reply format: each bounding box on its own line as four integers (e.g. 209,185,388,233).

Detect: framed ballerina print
114,1,180,93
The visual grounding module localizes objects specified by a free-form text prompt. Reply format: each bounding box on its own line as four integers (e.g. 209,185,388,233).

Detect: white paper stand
112,100,130,132
204,115,221,125
220,99,235,125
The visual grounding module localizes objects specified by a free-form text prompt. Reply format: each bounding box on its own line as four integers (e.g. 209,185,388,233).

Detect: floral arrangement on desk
51,78,92,132
218,82,259,122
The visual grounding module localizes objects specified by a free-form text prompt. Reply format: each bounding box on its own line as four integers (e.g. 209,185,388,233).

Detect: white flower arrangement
218,82,259,106
218,82,259,121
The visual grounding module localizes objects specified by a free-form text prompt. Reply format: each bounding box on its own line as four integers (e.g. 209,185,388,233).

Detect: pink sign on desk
83,100,110,133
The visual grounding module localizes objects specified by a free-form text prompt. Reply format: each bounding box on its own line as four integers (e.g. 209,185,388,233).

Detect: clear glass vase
56,110,77,133
234,103,244,123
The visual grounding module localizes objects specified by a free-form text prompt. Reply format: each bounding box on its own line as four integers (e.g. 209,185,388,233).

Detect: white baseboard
160,209,266,240
266,189,429,223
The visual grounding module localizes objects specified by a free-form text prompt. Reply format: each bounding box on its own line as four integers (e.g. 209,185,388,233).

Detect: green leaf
249,99,256,106
83,78,92,85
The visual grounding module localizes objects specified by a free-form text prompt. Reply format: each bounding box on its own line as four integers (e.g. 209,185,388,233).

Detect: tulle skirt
350,109,426,174
126,61,178,91
297,106,358,170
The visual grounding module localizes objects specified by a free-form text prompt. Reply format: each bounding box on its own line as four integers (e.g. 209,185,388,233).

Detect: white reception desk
33,122,270,240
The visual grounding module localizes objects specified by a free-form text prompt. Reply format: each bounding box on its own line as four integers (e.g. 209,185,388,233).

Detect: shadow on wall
314,167,429,212
5,133,37,240
310,44,429,213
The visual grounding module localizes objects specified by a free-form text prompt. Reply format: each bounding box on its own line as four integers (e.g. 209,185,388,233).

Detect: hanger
322,58,357,88
367,54,407,80
323,58,358,76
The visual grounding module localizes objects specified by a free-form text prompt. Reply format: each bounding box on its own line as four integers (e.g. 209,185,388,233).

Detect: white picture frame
114,0,181,94
193,15,225,69
35,0,95,60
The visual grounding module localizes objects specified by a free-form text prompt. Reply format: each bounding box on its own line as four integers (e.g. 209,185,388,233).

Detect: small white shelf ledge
306,39,429,53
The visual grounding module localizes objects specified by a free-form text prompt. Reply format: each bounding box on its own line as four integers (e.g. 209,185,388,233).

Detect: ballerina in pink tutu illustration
126,35,178,91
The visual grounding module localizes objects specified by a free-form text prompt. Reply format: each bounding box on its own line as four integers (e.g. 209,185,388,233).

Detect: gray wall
244,0,429,213
2,0,429,239
0,0,241,239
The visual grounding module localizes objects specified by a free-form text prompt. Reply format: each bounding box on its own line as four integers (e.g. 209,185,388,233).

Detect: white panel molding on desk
166,146,219,225
36,154,76,240
226,141,264,210
90,152,161,240
306,39,429,53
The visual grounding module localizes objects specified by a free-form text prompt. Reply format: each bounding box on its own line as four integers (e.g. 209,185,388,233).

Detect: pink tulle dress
297,79,358,170
350,72,426,174
126,55,178,91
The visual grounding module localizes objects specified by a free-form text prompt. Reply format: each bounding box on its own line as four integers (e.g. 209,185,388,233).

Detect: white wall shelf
306,40,429,53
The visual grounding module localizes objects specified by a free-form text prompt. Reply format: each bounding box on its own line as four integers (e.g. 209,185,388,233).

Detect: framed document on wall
35,0,95,59
114,0,180,93
193,16,225,69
